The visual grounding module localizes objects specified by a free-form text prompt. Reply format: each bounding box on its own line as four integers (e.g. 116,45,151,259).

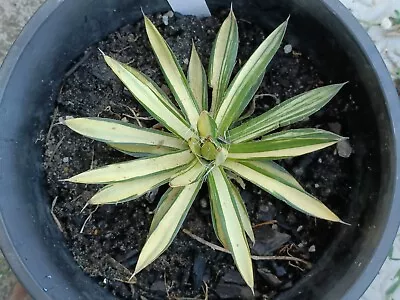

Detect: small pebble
381,17,392,30
183,58,189,65
283,44,292,54
297,225,303,232
162,15,169,26
318,158,322,163
314,183,320,188
337,139,352,158
271,224,278,230
62,157,69,163
309,245,316,252
200,198,208,209
165,10,174,18
121,117,128,122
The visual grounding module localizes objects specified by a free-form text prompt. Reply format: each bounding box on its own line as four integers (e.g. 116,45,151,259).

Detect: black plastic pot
0,0,399,299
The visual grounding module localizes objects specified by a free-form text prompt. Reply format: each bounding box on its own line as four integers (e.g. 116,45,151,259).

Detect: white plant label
166,0,211,17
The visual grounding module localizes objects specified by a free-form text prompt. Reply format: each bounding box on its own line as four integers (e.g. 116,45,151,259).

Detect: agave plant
64,9,347,291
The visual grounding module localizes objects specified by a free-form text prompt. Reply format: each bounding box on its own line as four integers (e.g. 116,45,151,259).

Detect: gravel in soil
44,10,357,299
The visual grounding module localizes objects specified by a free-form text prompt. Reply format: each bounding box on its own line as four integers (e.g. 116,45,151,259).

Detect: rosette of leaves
64,9,348,291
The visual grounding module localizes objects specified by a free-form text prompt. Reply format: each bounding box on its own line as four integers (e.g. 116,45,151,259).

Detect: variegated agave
65,9,348,291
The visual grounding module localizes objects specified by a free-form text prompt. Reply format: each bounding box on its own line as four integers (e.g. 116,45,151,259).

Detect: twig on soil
65,49,94,78
122,104,148,127
80,205,99,233
50,196,64,233
254,93,280,104
183,229,312,268
49,136,65,161
90,145,95,169
252,220,277,228
46,107,59,143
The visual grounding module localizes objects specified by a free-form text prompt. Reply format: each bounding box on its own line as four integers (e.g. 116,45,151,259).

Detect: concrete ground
0,0,399,299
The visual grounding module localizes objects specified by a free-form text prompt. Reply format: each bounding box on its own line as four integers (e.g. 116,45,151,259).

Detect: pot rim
0,0,399,299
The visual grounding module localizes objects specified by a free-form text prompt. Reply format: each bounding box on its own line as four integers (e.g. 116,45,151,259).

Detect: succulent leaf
134,181,202,275
103,55,195,141
223,160,345,223
65,117,186,149
215,18,288,134
188,43,208,111
170,160,207,187
207,167,254,291
209,8,239,115
229,182,255,244
229,83,346,143
144,16,200,128
228,128,344,160
89,169,179,205
66,150,193,184
197,111,218,139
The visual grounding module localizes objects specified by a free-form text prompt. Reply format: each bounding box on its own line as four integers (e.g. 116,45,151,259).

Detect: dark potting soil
44,10,358,300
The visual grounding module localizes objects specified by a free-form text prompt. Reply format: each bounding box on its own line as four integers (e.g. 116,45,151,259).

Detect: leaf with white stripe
188,43,208,111
223,160,346,223
207,167,254,291
109,143,179,157
169,160,207,187
66,150,193,184
215,19,288,134
228,129,343,160
208,8,238,115
103,55,195,141
134,181,202,275
89,169,179,205
229,182,255,244
229,83,346,143
144,16,200,128
65,117,186,149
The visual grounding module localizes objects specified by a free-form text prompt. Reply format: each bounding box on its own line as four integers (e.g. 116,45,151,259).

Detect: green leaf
66,150,193,184
223,160,346,223
229,182,255,244
229,83,346,143
88,169,178,205
208,8,238,116
215,18,288,134
228,129,343,160
207,167,254,291
108,143,179,157
170,160,207,187
144,16,200,128
188,43,208,111
103,54,196,141
197,111,217,139
65,117,186,149
134,181,202,275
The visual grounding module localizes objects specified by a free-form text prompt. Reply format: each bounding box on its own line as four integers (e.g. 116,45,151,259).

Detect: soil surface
44,10,357,299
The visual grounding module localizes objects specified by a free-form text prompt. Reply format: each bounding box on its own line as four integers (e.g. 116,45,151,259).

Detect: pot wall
0,0,399,299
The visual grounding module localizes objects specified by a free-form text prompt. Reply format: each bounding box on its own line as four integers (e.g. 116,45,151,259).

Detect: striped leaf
66,150,193,184
65,117,186,149
103,55,195,141
223,160,345,223
144,16,200,128
229,182,255,244
109,143,179,157
169,160,207,187
215,19,288,134
209,8,238,116
134,181,202,275
229,83,346,143
207,167,254,291
197,111,217,139
228,129,343,160
89,169,178,205
188,43,208,111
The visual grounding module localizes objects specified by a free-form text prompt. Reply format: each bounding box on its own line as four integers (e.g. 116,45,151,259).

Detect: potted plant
0,0,399,299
